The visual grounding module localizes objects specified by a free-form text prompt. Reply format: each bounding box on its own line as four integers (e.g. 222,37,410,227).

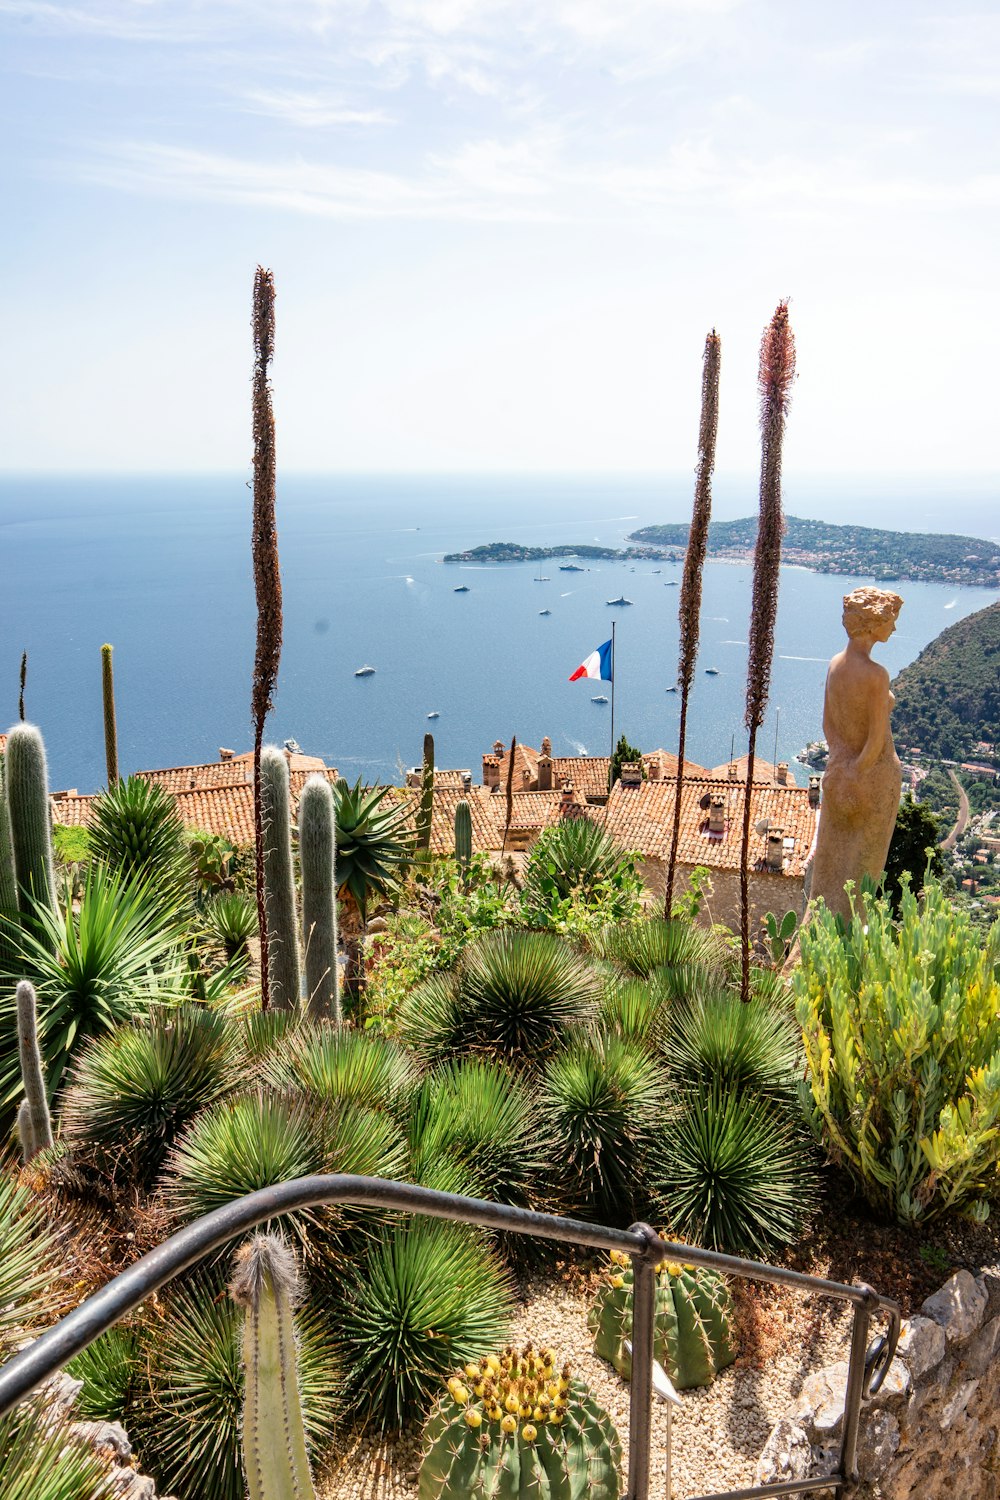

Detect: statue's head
842,586,903,642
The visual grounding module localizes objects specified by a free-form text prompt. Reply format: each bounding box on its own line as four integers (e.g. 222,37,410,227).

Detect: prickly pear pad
588,1250,736,1391
418,1344,622,1499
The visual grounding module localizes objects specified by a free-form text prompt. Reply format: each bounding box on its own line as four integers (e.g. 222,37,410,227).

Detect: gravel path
317,1265,853,1500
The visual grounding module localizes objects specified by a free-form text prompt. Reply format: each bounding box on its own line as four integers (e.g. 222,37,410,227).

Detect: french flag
568,639,613,682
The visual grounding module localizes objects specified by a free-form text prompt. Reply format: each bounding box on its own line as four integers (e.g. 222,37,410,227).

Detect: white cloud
238,88,394,128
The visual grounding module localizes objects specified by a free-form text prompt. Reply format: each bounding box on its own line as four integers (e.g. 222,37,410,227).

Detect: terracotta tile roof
603,778,817,877
50,793,91,828
707,755,799,787
493,742,540,791
137,749,332,794
548,751,706,800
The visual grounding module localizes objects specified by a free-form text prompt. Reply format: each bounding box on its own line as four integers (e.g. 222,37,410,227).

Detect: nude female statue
808,587,904,923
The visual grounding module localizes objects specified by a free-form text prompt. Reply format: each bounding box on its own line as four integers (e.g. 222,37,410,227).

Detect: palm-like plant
521,818,636,920
334,1221,513,1429
202,891,257,961
60,1007,240,1190
0,863,186,1112
543,1034,667,1224
333,779,413,923
261,1026,418,1118
88,775,189,897
398,930,600,1065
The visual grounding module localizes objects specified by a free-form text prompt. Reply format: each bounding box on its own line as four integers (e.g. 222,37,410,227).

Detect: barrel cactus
419,1344,621,1500
588,1250,736,1390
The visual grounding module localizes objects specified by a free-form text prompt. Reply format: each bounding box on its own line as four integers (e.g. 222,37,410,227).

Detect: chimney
537,753,553,792
708,794,726,834
405,767,422,789
808,774,822,808
776,761,789,785
766,827,785,872
493,739,505,756
559,779,576,816
728,762,739,782
647,755,661,782
219,748,234,762
620,760,642,788
483,754,500,790
461,771,472,790
540,735,552,756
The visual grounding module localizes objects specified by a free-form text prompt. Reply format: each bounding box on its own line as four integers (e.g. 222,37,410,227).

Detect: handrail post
839,1283,877,1492
627,1223,658,1500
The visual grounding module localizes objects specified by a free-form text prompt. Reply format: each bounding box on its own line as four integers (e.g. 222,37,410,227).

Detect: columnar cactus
101,644,120,786
298,774,340,1023
454,799,472,876
415,733,434,857
419,1344,621,1500
230,1233,317,1500
16,980,53,1162
0,754,17,917
260,746,301,1010
4,723,56,927
588,1251,736,1390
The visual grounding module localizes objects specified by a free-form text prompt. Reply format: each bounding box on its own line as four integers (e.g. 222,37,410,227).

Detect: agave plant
261,1025,418,1119
60,1007,240,1191
664,990,800,1101
128,1270,339,1500
0,1401,110,1500
520,818,639,922
0,863,187,1113
543,1034,667,1224
66,1324,143,1424
592,917,721,982
399,930,600,1065
597,972,675,1049
0,1165,65,1346
202,891,257,961
651,1084,816,1257
88,774,189,898
333,779,413,923
334,1220,513,1429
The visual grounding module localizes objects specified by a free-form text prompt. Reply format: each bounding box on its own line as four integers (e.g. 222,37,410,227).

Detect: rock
107,1472,156,1500
797,1361,849,1437
922,1271,988,1344
69,1418,133,1461
754,1417,817,1485
963,1315,1000,1378
857,1408,900,1482
978,1271,1000,1321
37,1368,83,1419
897,1315,947,1379
939,1378,979,1431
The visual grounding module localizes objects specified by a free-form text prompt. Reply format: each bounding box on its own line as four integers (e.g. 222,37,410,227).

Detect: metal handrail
0,1174,901,1500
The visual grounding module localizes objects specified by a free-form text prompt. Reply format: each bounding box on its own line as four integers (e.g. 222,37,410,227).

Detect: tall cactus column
299,774,340,1024
4,723,57,932
259,746,301,1011
101,644,120,786
16,980,53,1162
415,733,434,859
0,755,17,920
454,798,472,882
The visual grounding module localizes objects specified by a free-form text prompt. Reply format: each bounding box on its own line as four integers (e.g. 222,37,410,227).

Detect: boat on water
284,738,302,753
665,685,679,693
591,695,609,704
427,711,440,719
539,608,551,616
664,581,678,587
704,667,720,676
534,574,550,582
454,584,471,593
354,665,376,677
652,569,661,575
559,563,585,572
606,595,633,607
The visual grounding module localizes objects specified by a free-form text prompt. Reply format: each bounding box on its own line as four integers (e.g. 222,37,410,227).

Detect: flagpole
609,620,616,766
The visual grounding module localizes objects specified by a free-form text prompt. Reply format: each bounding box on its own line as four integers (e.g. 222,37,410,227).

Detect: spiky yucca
739,301,796,1001
521,818,635,919
597,973,674,1050
333,779,413,923
0,1168,66,1344
0,1400,110,1500
261,1025,418,1118
203,891,258,961
67,1325,143,1424
665,990,800,1101
88,775,187,895
666,331,721,916
592,917,719,981
335,1221,514,1429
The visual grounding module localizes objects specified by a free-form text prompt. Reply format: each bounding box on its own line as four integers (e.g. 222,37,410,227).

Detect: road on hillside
941,770,970,852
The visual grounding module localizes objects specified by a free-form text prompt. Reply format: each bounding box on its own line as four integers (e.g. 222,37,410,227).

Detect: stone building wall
756,1268,1000,1498
639,857,807,931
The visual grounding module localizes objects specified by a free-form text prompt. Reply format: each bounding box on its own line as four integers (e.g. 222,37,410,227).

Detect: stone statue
808,587,903,923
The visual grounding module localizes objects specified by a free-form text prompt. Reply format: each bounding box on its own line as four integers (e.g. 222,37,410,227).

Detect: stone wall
639,857,806,931
756,1268,1000,1498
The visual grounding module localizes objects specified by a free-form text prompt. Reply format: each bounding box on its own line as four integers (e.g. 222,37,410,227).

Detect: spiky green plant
543,1035,666,1224
399,930,600,1065
101,643,120,787
521,818,636,920
88,774,188,897
67,1325,143,1423
0,863,186,1114
60,1007,240,1190
0,1164,65,1345
260,746,301,1011
236,1008,303,1064
415,732,435,857
408,1058,548,1208
651,1084,816,1257
589,1252,735,1390
16,980,52,1161
597,973,674,1050
420,1346,622,1500
298,774,340,1022
261,1025,418,1118
333,779,413,923
665,990,800,1101
3,722,56,927
231,1233,317,1500
591,917,720,981
129,1269,338,1500
335,1221,514,1429
0,1400,111,1500
203,891,258,961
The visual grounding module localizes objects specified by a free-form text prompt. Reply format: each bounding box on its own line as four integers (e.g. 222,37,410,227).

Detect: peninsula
444,516,1000,587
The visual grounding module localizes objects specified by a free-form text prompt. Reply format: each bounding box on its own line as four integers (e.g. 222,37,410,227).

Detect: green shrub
52,824,90,865
650,1084,816,1257
520,820,642,929
334,1221,513,1429
543,1035,666,1224
202,891,257,960
66,1325,143,1423
399,930,600,1065
795,879,1000,1225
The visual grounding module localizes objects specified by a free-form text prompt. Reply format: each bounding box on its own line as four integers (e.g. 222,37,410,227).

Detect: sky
2,0,998,474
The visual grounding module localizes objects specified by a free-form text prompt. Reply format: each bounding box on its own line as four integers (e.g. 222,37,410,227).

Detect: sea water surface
0,473,997,795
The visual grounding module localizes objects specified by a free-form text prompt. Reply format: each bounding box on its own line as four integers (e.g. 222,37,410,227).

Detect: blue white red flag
568,639,613,682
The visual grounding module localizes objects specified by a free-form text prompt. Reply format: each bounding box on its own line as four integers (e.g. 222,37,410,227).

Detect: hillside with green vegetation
891,599,1000,760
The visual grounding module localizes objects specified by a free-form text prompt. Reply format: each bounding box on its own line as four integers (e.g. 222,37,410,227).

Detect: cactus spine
4,723,56,928
454,799,472,877
101,644,120,786
298,774,340,1024
0,754,17,917
415,733,434,857
16,980,53,1161
260,746,301,1011
420,1345,621,1500
588,1251,736,1390
230,1233,317,1500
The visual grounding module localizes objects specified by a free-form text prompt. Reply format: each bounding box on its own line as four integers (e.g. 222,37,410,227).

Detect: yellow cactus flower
505,1395,520,1414
610,1274,625,1289
501,1415,517,1435
465,1363,480,1379
450,1383,470,1405
523,1424,538,1443
465,1408,483,1429
549,1411,564,1424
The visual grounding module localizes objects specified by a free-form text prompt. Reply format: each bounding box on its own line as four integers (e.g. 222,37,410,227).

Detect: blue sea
1,473,997,795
